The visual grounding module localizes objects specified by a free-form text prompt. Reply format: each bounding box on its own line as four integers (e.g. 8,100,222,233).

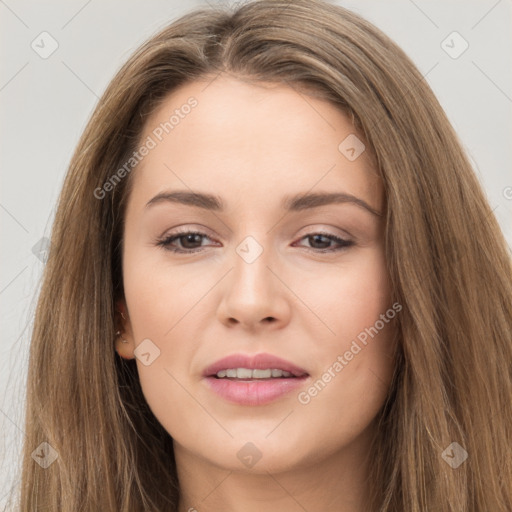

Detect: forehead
128,75,383,214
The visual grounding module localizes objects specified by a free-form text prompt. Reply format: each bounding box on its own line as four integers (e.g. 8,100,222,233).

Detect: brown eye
294,233,354,253
156,231,213,253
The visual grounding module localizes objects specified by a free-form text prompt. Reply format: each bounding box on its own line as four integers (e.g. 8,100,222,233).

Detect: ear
115,298,135,360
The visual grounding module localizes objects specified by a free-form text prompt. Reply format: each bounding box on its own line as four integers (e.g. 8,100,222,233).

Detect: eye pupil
309,234,330,249
182,234,202,248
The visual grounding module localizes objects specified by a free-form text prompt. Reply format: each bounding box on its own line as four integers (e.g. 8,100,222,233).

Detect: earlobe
115,332,135,360
115,347,133,360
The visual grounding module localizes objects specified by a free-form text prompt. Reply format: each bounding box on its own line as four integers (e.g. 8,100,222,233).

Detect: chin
198,436,314,475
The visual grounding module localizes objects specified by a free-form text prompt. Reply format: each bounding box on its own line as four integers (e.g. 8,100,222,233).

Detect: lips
202,352,310,406
202,352,309,378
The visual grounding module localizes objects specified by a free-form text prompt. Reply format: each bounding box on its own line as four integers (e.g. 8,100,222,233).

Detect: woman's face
117,75,397,475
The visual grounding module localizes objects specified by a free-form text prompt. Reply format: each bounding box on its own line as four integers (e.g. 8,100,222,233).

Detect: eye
293,232,354,253
156,229,354,254
156,230,215,253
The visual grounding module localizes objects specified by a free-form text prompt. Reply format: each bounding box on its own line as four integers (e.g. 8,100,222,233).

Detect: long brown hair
13,0,512,510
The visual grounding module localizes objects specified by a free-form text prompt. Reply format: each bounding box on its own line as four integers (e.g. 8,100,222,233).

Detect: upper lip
203,353,309,378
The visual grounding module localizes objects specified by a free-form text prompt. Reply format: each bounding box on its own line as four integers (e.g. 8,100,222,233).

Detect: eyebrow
145,190,382,217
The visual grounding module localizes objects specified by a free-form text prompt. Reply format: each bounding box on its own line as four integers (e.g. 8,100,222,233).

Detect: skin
116,74,397,512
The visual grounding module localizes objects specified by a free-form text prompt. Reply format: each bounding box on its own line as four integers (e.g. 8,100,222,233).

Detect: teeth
252,369,272,378
237,368,253,379
215,368,295,379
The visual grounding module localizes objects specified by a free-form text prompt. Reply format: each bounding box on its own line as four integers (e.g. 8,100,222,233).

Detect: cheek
300,248,392,347
121,249,210,423
122,244,201,339
295,249,395,425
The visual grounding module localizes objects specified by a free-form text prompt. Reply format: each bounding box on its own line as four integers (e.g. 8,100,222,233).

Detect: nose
216,239,291,331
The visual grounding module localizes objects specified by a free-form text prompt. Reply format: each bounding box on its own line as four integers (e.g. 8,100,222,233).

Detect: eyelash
155,229,354,254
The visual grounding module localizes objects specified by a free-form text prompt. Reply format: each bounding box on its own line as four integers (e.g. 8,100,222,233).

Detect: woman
16,0,512,510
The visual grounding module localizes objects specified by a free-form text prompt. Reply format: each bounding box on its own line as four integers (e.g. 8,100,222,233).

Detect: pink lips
202,352,310,406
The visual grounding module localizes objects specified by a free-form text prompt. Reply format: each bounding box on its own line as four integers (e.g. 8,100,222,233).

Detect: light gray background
1,0,511,507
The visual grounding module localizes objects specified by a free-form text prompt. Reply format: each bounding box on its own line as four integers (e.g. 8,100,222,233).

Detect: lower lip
204,376,309,406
